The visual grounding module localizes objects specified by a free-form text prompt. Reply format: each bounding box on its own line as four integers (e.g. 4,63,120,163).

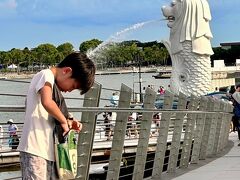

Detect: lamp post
137,47,143,103
132,66,135,102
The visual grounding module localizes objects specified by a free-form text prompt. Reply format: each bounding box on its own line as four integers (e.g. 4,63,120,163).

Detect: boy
18,52,95,179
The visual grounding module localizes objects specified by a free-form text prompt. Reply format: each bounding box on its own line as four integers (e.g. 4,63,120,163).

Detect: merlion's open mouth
167,16,175,22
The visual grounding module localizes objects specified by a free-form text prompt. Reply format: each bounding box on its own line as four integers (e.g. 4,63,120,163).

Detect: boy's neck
50,67,58,78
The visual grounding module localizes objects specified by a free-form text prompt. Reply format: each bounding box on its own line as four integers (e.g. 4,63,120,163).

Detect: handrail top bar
0,105,233,114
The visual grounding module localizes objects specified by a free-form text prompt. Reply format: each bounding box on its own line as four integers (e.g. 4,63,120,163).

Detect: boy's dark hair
57,52,96,95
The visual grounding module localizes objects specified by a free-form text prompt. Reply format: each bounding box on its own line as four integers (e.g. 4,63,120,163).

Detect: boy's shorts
20,151,58,180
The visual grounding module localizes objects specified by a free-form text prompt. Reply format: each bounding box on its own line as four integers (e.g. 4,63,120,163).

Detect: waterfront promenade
160,132,240,180
0,66,170,79
0,132,238,179
0,75,236,179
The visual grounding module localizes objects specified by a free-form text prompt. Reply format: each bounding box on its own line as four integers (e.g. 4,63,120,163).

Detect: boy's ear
63,67,72,75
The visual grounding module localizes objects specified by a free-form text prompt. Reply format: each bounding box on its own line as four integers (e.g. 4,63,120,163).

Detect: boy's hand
68,119,82,133
61,123,70,136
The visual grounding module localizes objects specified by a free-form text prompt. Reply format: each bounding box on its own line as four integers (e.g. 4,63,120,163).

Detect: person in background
158,86,165,95
17,52,95,179
0,125,3,149
11,134,19,150
127,105,140,138
103,111,117,140
7,119,18,136
7,119,18,149
231,84,240,145
229,85,236,95
110,92,119,106
227,85,236,132
103,111,111,140
151,112,161,136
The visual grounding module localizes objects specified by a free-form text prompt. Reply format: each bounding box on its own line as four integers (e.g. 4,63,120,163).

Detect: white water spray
87,19,160,60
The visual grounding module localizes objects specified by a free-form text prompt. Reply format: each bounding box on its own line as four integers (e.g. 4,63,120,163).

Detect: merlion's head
162,0,213,55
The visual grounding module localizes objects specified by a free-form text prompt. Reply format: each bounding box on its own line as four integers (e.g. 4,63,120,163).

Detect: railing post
76,83,102,180
222,104,233,149
167,92,188,173
199,97,214,160
206,99,219,157
132,88,156,180
218,102,227,152
212,100,223,155
106,84,132,180
152,91,174,179
226,104,233,143
179,95,198,168
191,96,208,164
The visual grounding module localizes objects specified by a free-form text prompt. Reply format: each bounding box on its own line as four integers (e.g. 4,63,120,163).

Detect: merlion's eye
171,1,176,7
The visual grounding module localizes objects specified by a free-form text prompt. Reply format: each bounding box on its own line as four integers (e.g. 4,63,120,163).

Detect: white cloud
11,0,166,28
0,0,17,9
15,0,163,18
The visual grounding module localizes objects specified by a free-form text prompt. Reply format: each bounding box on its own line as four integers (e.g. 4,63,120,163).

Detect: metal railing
0,81,233,180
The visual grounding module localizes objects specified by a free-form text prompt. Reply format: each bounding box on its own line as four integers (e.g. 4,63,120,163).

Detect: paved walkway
162,132,240,180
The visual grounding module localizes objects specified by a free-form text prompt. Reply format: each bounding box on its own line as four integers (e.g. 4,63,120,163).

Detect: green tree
33,43,58,65
2,51,12,66
79,39,102,53
0,51,6,65
57,42,74,57
159,47,169,65
20,47,34,69
10,48,24,65
143,47,154,65
55,52,65,64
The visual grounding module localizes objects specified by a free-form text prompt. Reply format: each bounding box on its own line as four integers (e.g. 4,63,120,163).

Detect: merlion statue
161,0,214,96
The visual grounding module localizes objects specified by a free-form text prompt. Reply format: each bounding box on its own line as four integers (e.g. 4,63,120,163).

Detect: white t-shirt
8,124,18,135
18,69,55,161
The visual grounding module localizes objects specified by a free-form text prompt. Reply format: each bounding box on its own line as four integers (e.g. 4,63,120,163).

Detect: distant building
220,42,240,50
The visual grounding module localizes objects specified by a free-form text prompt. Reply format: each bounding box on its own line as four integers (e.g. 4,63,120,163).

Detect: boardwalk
0,132,238,180
160,132,240,180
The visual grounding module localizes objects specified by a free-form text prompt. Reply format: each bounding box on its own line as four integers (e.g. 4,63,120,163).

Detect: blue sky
0,0,239,51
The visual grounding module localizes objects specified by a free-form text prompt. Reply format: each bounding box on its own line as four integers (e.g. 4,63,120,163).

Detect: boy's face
56,67,80,92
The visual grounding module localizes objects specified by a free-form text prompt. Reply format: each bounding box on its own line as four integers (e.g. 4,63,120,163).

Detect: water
87,20,161,59
86,19,169,68
0,73,169,123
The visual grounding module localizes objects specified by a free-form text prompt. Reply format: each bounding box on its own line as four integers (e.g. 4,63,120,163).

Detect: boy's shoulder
31,69,55,88
36,69,52,75
33,69,54,80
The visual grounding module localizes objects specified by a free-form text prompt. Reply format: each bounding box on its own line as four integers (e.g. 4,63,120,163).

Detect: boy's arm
40,82,69,134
